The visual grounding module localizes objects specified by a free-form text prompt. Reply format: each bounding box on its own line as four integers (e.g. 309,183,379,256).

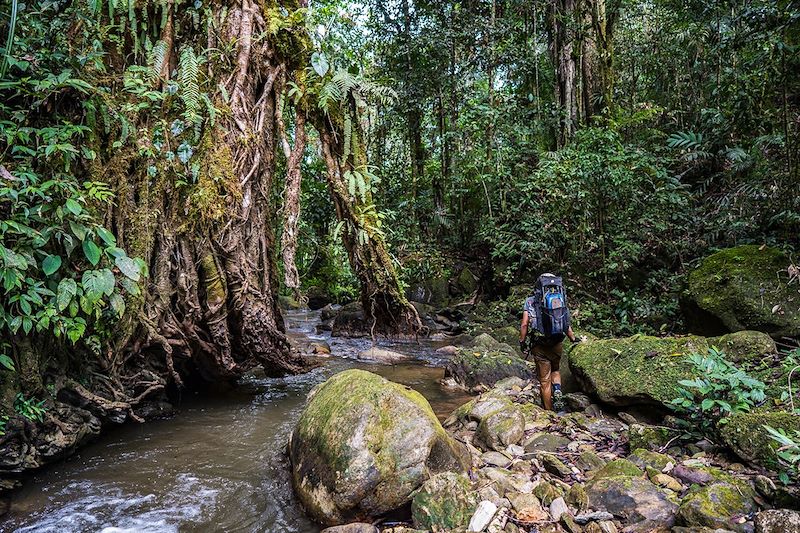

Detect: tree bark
548,0,579,146
309,101,422,337
280,109,308,301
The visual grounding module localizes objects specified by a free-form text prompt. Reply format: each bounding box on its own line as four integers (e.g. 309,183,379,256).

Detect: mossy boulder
719,411,800,469
683,245,800,338
331,302,367,337
411,472,478,531
569,335,710,406
445,339,533,391
707,330,777,364
628,449,675,472
677,481,757,532
289,370,470,525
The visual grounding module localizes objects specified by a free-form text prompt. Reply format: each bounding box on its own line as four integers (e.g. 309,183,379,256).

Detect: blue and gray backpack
524,273,570,342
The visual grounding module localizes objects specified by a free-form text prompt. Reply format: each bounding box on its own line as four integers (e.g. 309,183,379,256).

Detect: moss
719,410,800,470
592,458,644,479
686,245,800,338
627,423,678,451
411,472,477,530
532,481,564,506
628,448,675,471
707,330,776,364
569,334,709,406
678,481,756,531
446,347,534,390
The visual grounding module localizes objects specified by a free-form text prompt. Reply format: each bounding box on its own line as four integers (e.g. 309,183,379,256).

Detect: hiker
519,273,580,412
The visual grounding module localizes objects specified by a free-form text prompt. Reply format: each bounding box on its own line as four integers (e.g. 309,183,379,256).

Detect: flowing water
1,309,472,533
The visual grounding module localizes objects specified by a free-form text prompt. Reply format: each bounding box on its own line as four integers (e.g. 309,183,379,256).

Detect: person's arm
519,311,529,351
566,326,578,343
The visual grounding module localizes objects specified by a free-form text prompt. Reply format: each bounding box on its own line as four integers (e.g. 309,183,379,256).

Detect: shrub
670,348,766,437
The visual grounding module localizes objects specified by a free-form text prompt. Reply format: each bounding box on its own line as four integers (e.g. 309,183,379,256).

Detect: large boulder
683,245,800,338
569,334,708,406
677,481,757,532
718,411,800,469
444,334,533,391
568,331,775,407
289,370,470,525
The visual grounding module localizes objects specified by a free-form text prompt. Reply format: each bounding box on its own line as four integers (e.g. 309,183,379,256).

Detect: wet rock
411,472,478,531
753,475,776,499
677,481,757,532
591,459,643,479
445,340,534,391
682,245,800,338
585,475,678,526
306,286,332,310
755,509,800,533
289,369,469,525
321,524,379,533
583,522,618,533
469,500,498,532
331,302,367,337
574,511,614,524
524,432,570,453
357,347,411,364
475,406,525,451
719,411,800,469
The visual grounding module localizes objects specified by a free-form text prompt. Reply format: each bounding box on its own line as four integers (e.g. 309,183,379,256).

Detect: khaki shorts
529,343,563,384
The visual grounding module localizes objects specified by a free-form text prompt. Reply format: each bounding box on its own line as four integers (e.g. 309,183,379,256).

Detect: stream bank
0,309,471,532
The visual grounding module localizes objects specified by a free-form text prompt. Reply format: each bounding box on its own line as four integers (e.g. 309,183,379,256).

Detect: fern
148,40,168,83
178,47,201,127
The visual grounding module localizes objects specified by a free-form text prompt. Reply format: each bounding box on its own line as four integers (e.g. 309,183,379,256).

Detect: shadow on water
2,309,472,533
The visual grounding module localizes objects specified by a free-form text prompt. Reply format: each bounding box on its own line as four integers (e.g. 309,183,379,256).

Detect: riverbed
1,309,472,533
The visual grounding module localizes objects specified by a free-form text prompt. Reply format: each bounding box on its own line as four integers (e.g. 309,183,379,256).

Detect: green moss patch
719,410,800,469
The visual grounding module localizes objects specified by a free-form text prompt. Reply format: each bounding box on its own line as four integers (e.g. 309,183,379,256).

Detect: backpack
524,273,570,340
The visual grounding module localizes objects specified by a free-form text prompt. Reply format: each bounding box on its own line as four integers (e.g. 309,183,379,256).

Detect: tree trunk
309,102,422,337
105,0,311,385
548,0,579,146
280,109,308,301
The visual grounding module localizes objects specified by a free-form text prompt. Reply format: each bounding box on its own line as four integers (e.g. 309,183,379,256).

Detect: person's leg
549,343,565,412
534,348,553,410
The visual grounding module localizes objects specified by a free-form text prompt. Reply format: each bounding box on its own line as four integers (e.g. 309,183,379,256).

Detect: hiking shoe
552,388,565,413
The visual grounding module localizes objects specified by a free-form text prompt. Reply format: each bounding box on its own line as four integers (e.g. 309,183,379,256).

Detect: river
1,309,472,533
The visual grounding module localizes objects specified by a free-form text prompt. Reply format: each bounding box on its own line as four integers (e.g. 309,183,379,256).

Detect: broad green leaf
109,293,125,317
115,256,140,281
42,255,62,275
65,198,82,215
311,52,329,77
69,221,88,241
83,239,101,266
120,278,140,296
56,278,77,311
96,226,116,246
82,270,104,302
0,355,15,371
98,268,116,296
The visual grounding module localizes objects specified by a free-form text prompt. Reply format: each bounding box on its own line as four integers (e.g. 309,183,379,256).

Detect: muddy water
2,310,472,533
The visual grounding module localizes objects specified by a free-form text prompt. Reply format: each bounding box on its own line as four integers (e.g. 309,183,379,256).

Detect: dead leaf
772,304,782,314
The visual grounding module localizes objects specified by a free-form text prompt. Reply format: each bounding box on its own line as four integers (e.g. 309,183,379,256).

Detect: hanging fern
148,40,168,83
178,46,201,127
